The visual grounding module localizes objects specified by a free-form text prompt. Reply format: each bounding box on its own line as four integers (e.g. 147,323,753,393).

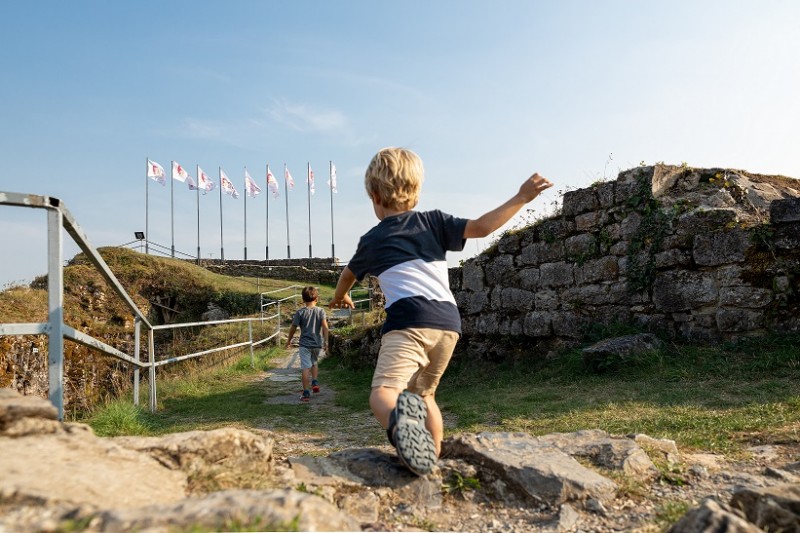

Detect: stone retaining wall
449,164,800,349
196,258,343,286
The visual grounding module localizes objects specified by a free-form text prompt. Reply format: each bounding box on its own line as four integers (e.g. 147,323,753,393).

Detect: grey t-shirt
291,306,327,348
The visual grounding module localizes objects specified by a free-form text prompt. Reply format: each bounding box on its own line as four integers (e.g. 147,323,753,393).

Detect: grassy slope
86,328,800,457
0,247,337,410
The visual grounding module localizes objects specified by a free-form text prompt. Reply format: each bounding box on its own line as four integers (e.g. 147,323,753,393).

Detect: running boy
330,147,553,474
286,286,330,403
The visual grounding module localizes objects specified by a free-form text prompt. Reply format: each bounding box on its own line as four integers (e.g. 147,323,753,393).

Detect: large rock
113,427,274,478
668,498,763,533
581,334,663,372
94,489,361,532
444,432,618,507
538,429,659,480
291,448,443,510
0,421,187,510
0,387,59,435
730,483,800,532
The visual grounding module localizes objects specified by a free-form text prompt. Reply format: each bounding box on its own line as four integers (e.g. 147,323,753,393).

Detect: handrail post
47,208,64,421
133,318,141,406
277,301,281,339
248,319,255,369
148,329,157,413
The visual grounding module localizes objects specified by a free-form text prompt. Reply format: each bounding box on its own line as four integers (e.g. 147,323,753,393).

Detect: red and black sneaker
312,380,320,393
300,390,311,403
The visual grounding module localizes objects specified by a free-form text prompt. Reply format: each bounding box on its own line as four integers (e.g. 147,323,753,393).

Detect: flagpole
285,163,291,259
145,158,149,255
307,162,312,259
195,165,201,263
265,164,269,262
329,160,335,262
170,160,175,258
243,167,248,261
219,167,225,261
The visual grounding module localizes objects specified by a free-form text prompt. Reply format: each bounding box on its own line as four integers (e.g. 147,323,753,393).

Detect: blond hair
364,147,423,211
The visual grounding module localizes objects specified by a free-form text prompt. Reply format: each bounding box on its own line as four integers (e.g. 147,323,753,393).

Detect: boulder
444,432,618,507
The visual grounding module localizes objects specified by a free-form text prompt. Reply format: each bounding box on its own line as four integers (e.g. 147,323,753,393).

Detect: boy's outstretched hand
519,173,554,202
329,294,355,309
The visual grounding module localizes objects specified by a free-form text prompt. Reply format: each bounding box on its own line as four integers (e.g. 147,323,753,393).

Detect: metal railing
0,191,282,419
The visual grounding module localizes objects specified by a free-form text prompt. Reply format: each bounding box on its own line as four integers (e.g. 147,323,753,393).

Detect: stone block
536,219,575,242
565,233,598,260
535,289,559,311
717,308,764,332
467,290,489,315
497,231,523,254
770,197,800,223
674,209,738,241
562,188,599,217
654,249,690,268
518,268,540,290
575,211,605,232
575,256,620,284
540,262,575,288
595,182,616,208
485,254,515,285
524,311,552,337
653,270,718,312
500,288,535,312
520,241,565,266
551,311,589,338
773,222,800,249
719,286,773,308
693,229,752,266
461,262,484,291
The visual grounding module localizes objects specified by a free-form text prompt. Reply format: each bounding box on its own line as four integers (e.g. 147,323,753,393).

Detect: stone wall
449,164,800,349
196,258,343,286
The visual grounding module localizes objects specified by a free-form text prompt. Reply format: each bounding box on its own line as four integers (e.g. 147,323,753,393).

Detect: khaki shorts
372,328,459,396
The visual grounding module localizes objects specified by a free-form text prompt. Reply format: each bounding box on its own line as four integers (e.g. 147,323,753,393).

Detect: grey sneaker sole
392,391,436,475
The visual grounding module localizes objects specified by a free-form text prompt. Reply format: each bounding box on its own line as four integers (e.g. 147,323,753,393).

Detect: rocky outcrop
450,164,800,351
4,387,800,532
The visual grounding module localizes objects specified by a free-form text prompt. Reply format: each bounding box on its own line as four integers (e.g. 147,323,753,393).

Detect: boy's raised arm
464,173,553,239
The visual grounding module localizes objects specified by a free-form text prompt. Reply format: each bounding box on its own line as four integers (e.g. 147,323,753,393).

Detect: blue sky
1,1,799,287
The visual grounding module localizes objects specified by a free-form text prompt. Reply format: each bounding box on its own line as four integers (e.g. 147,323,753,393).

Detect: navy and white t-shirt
347,210,468,335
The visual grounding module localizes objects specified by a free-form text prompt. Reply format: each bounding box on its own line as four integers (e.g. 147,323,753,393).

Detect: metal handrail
0,191,286,419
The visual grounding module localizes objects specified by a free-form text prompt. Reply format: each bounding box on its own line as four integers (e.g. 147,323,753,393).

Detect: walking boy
330,147,553,474
286,286,330,403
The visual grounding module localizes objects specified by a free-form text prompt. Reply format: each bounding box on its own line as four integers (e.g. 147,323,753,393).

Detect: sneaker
388,391,437,476
312,380,320,393
300,390,311,403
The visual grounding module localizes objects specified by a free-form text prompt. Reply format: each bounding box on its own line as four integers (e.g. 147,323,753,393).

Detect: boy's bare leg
422,394,443,456
369,386,402,428
301,368,311,391
311,364,318,382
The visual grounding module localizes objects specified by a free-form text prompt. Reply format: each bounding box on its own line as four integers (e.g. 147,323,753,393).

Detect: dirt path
257,348,390,461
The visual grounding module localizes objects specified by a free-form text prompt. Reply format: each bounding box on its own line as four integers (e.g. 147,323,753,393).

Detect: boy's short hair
364,147,423,211
301,286,319,303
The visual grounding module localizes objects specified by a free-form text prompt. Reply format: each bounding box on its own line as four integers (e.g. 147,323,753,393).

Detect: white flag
220,169,239,199
266,166,280,198
285,166,295,189
172,161,189,183
187,175,198,190
198,167,215,194
308,165,315,195
328,163,337,193
245,169,261,198
147,159,166,185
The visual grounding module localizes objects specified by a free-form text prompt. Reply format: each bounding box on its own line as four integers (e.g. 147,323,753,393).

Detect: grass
434,333,800,454
83,326,800,459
